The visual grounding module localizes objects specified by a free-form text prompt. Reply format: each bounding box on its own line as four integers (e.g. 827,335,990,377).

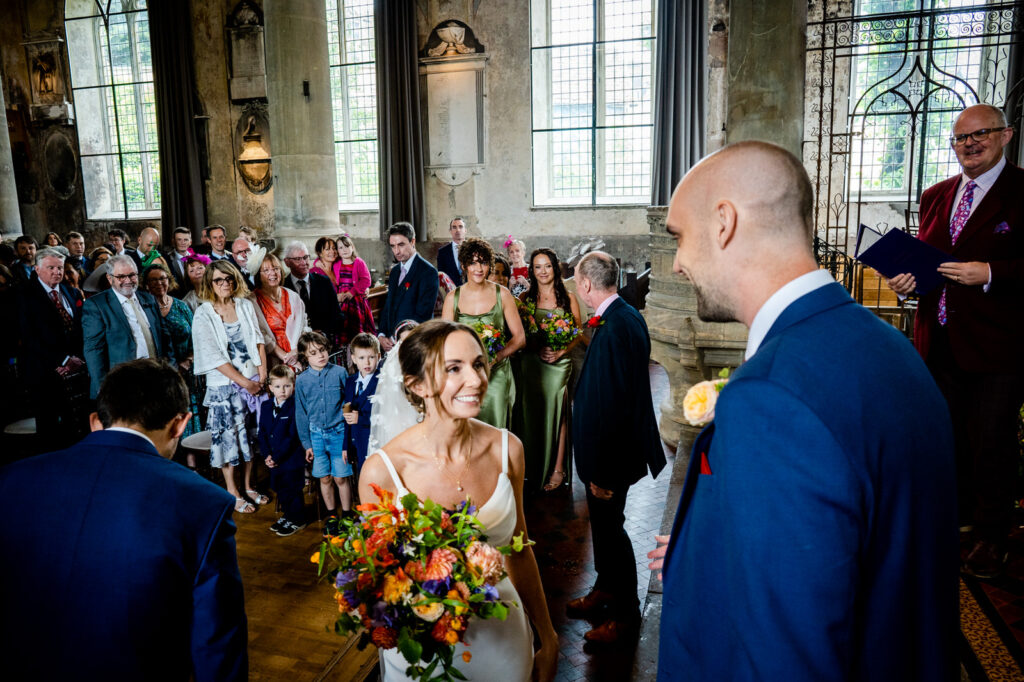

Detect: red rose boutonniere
586,315,604,328
403,282,411,290
75,298,83,308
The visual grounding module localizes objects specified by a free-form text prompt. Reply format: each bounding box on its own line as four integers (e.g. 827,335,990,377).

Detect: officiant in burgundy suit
887,103,1024,578
568,251,665,644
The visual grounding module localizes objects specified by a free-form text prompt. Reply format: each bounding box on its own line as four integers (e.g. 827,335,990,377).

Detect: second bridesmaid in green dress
514,248,584,492
441,238,526,428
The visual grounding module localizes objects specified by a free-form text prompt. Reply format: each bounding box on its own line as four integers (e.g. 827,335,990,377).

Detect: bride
358,320,558,682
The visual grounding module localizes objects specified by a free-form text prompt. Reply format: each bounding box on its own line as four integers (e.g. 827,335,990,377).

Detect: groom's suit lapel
665,282,853,570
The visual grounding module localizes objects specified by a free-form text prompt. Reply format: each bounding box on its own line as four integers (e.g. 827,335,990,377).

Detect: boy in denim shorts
295,332,351,535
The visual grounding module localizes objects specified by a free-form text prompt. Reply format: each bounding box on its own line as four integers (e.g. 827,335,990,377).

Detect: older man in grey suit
83,255,174,398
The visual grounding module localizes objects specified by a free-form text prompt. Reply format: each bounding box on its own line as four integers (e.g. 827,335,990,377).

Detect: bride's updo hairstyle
399,319,490,417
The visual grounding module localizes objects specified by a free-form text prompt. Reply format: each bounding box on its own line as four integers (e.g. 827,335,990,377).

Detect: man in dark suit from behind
436,217,466,286
377,222,439,352
887,103,1024,578
568,251,665,643
16,248,85,450
282,240,342,342
0,359,248,680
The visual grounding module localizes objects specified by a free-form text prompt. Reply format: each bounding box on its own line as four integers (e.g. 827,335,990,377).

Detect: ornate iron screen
804,0,1023,306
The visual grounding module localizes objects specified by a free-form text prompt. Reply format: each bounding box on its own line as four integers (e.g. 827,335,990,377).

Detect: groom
650,141,958,679
570,251,666,643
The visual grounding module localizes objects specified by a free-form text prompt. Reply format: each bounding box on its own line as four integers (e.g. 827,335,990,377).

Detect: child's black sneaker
276,520,308,537
269,519,286,534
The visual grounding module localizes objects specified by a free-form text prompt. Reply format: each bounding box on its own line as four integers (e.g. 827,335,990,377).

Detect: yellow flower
683,380,722,426
310,551,321,564
330,536,345,547
412,597,445,622
383,570,413,604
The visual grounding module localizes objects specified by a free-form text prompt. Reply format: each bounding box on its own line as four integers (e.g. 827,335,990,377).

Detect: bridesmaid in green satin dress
514,248,583,492
441,238,526,428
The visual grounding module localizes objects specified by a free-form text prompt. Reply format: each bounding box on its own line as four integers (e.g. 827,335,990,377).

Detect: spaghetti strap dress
454,284,515,428
372,430,533,681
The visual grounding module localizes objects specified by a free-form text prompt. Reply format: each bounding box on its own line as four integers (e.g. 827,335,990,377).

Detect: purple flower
370,601,398,628
422,577,452,596
456,500,478,516
336,569,358,589
481,583,499,601
344,589,361,607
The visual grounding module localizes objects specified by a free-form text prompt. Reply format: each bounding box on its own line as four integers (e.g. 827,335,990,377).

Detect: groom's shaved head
687,140,815,245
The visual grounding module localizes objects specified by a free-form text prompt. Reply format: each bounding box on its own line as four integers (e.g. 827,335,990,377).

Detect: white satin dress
374,430,534,681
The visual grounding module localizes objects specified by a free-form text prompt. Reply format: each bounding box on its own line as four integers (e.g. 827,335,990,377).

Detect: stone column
264,0,338,237
0,82,23,240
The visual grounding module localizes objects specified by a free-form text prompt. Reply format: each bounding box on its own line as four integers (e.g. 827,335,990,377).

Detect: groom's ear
714,199,738,250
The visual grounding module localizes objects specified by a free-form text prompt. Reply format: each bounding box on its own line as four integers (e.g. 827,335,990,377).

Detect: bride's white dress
374,430,534,681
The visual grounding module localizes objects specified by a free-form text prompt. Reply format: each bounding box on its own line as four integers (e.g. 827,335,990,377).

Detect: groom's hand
647,535,671,580
589,483,613,500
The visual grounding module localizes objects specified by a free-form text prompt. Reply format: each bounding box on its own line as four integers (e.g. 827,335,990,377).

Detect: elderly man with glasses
887,103,1024,579
83,255,175,399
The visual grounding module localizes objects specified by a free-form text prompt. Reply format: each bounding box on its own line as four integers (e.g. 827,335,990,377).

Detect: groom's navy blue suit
0,429,248,681
658,282,958,681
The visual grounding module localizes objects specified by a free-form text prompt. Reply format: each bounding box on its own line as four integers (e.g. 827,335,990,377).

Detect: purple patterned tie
938,180,976,326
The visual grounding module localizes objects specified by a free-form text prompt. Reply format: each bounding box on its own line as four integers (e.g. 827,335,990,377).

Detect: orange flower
371,626,398,649
446,589,468,615
465,541,504,584
462,651,472,663
422,548,459,581
454,581,471,601
357,573,374,592
330,536,344,547
383,568,413,604
310,551,321,564
440,511,454,531
368,482,395,507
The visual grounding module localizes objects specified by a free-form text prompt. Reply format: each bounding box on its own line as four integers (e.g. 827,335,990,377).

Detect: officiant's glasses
949,127,1007,147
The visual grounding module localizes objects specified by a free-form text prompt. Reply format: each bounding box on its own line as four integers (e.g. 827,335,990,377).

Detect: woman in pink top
311,234,376,345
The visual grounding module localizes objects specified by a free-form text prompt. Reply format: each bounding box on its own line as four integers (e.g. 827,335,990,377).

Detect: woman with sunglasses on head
192,260,268,513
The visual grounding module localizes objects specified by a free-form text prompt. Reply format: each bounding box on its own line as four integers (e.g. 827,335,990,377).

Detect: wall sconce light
237,115,272,194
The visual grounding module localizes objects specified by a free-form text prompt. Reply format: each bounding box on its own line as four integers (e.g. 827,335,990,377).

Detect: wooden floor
235,492,378,681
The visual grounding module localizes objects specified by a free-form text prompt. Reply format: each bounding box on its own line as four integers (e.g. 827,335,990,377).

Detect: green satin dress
455,284,515,428
513,306,573,491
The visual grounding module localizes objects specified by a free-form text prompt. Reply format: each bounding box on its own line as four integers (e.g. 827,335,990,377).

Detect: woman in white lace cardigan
192,260,268,514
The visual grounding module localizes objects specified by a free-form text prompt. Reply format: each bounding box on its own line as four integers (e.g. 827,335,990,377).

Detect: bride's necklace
430,428,474,493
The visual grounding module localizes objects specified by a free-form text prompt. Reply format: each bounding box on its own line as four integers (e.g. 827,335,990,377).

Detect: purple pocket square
994,221,1011,234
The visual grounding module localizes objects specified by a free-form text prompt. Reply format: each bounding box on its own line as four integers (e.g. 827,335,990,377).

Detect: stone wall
1,0,652,273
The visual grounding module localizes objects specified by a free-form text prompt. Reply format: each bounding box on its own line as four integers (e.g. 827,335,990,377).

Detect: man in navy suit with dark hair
377,222,439,351
569,250,665,644
0,359,248,680
436,217,466,286
650,141,958,680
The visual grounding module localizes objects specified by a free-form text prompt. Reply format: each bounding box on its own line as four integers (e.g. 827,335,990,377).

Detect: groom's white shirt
744,269,833,361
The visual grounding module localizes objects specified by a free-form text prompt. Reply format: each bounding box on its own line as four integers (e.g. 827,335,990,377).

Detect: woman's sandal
234,497,256,514
543,470,567,492
246,489,270,505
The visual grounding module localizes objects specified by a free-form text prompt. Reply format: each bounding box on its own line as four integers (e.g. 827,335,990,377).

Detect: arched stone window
530,0,656,206
65,0,160,219
326,0,379,211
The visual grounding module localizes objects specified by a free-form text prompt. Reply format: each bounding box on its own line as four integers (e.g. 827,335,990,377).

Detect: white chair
3,418,37,436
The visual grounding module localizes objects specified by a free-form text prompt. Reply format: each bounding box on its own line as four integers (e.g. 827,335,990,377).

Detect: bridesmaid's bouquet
470,321,506,362
515,298,539,335
537,310,582,351
314,484,532,682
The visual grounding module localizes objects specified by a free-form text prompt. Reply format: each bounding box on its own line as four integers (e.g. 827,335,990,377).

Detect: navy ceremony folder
854,223,956,295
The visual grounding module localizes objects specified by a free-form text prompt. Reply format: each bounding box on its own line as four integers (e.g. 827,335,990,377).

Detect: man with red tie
888,103,1024,578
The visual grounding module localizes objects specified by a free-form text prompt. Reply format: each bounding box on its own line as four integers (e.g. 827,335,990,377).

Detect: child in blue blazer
343,333,381,475
257,364,308,537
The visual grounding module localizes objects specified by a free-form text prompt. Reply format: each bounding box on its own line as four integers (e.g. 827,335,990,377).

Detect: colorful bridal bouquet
537,309,582,351
470,321,507,362
314,484,532,682
515,298,539,335
683,368,731,426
